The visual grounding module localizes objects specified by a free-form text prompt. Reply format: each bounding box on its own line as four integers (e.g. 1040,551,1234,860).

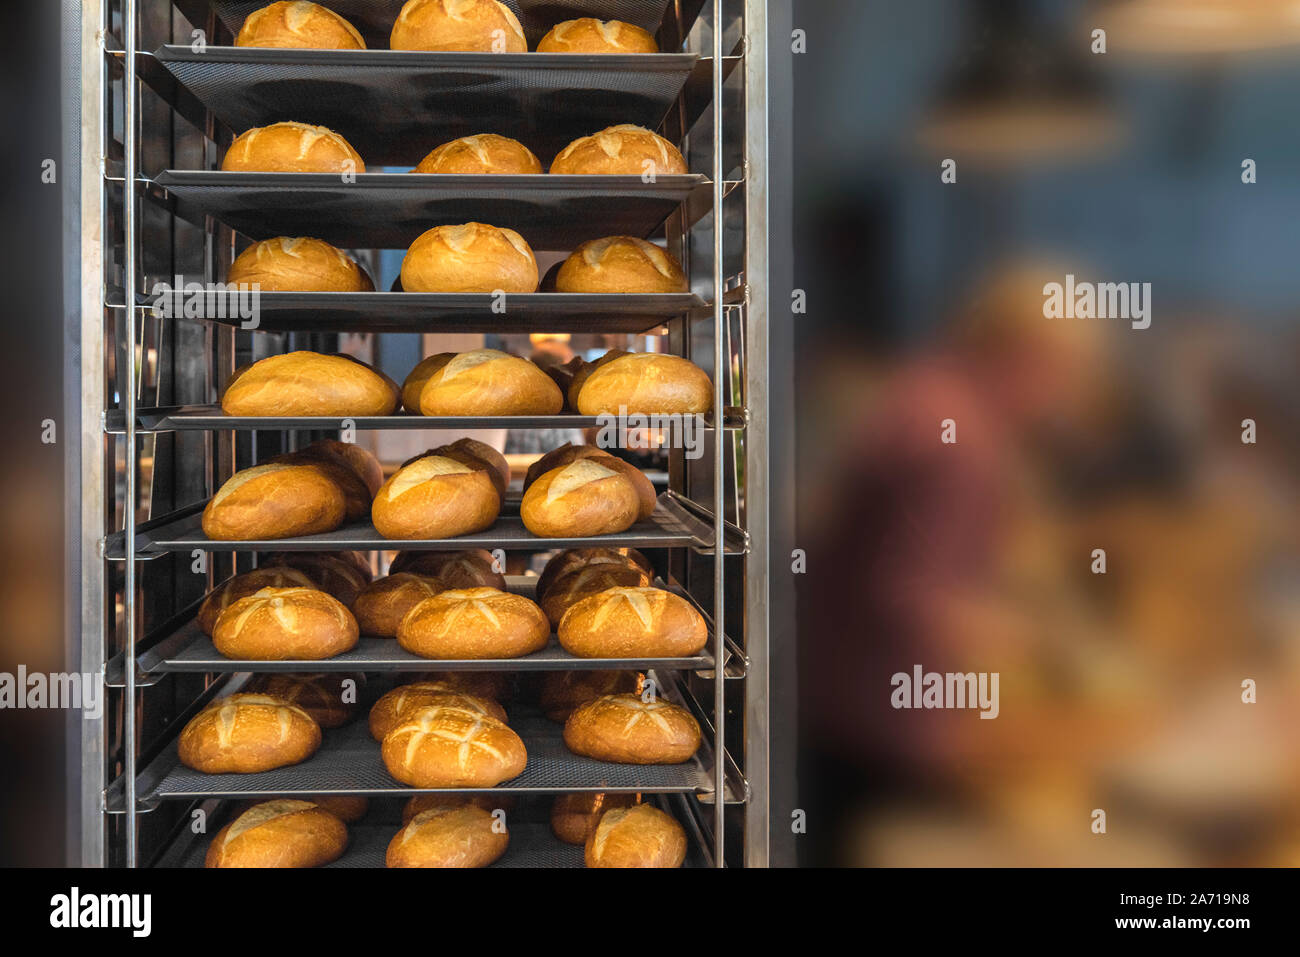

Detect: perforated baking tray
151,172,706,248
153,45,697,167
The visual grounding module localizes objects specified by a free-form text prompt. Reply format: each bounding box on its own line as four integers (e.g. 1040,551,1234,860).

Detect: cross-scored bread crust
212,586,359,660
536,18,658,54
381,705,527,787
391,0,526,52
221,121,365,173
235,2,366,50
550,125,686,175
197,567,317,636
412,133,541,174
179,693,322,773
538,669,642,722
558,586,707,658
370,683,507,740
563,693,700,764
396,587,549,659
401,223,538,293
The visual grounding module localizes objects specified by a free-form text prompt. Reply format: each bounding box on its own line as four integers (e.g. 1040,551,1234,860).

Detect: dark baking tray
153,45,697,166
150,172,706,248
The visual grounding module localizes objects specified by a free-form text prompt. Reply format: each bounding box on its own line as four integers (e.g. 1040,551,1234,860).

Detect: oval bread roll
352,573,443,637
386,806,508,868
228,237,372,292
520,459,641,538
390,0,527,52
401,223,538,294
524,444,656,520
563,693,700,764
285,438,385,497
202,463,347,540
235,2,365,49
247,672,362,729
555,236,687,294
179,693,322,773
221,121,365,173
413,134,541,174
403,792,508,823
212,586,359,660
538,669,641,722
206,800,348,868
263,551,372,606
558,586,707,658
575,352,713,416
585,803,686,868
222,351,399,416
536,546,653,601
269,450,373,523
426,438,510,499
381,705,527,787
551,792,637,845
389,548,506,590
413,349,562,416
397,587,549,659
550,125,686,176
371,454,501,539
197,567,317,636
537,18,658,54
369,683,507,740
539,562,653,628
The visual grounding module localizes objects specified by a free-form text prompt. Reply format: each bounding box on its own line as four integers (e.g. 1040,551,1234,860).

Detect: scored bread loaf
524,444,656,521
197,567,317,636
550,125,686,176
221,121,364,173
212,586,359,660
247,672,362,729
412,134,541,174
386,806,508,868
520,459,642,538
371,454,501,539
202,463,347,540
369,683,507,740
263,551,372,606
282,438,384,498
269,449,373,524
178,693,322,773
222,351,399,416
574,352,713,416
400,223,538,293
390,0,526,52
206,800,348,868
381,705,527,787
550,792,638,845
538,669,641,722
539,562,653,628
235,793,369,824
585,803,686,868
397,587,549,659
557,586,707,658
389,549,506,590
409,349,562,416
536,18,658,53
351,573,443,637
235,2,365,49
563,693,701,764
228,237,372,292
555,236,687,294
423,438,510,500
536,546,653,601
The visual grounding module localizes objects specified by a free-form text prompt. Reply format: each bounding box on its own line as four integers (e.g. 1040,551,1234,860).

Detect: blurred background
794,0,1300,866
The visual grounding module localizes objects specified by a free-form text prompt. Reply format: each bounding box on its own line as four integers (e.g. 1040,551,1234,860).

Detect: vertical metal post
711,0,727,867
122,0,139,868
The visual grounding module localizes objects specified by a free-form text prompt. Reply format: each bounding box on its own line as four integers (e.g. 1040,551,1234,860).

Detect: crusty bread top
224,799,319,845
552,125,682,171
239,2,365,48
385,455,475,500
220,586,353,635
388,705,517,769
196,693,316,747
579,236,678,276
545,459,620,504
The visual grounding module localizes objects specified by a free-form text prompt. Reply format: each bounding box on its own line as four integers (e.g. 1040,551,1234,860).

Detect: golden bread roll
400,223,538,294
536,546,653,600
381,705,527,787
550,125,686,176
520,459,642,538
407,670,511,701
206,800,347,868
566,348,625,407
551,792,638,845
401,353,452,412
221,121,365,173
371,454,501,539
410,350,562,416
179,693,322,773
524,445,656,520
197,567,317,636
202,463,347,540
369,683,507,740
352,573,443,637
221,351,399,416
412,134,541,174
391,0,527,52
429,438,510,500
386,806,508,868
585,803,686,868
539,562,653,628
563,693,700,764
536,18,658,53
389,549,505,590
285,438,384,497
248,672,363,729
558,586,707,658
235,2,365,49
538,669,641,722
212,586,359,660
227,237,371,292
555,236,687,293
264,551,372,606
403,792,510,823
397,587,549,659
269,450,373,523
575,352,713,415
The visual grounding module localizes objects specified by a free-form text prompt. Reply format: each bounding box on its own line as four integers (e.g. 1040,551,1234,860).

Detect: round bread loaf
550,792,638,845
558,586,707,658
371,454,501,539
538,670,641,722
390,0,526,52
400,223,538,293
402,792,510,823
370,683,507,740
352,573,443,637
263,551,372,606
585,803,686,868
536,546,653,601
409,350,562,416
221,121,365,173
197,567,317,636
536,18,658,53
179,693,322,773
382,705,527,787
389,549,505,590
563,693,700,764
227,237,371,292
520,459,642,538
397,587,549,659
222,351,398,416
412,134,541,174
284,438,384,497
386,806,508,868
575,352,713,415
212,586,359,660
247,672,363,729
206,800,347,868
539,562,653,628
550,125,686,176
426,438,510,500
202,463,347,540
524,445,656,521
235,2,365,49
555,236,687,293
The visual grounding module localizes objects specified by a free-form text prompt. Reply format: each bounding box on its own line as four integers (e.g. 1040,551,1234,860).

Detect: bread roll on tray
197,566,317,636
222,351,398,417
573,351,713,416
539,562,653,628
537,18,658,54
536,546,653,601
405,349,562,416
390,0,527,52
556,236,688,294
213,586,359,660
235,2,365,50
283,438,384,497
221,121,364,173
550,125,686,176
538,670,641,723
371,453,501,540
263,551,372,606
247,672,363,729
270,446,375,524
387,806,508,868
586,803,686,868
235,793,368,823
524,444,656,521
563,693,700,764
558,586,707,658
381,705,527,787
370,683,507,740
521,459,642,538
422,438,511,500
412,134,540,174
551,792,638,845
400,223,537,294
228,237,372,292
179,694,321,773
388,548,505,590
397,587,549,659
351,573,443,637
206,800,347,868
202,463,347,540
